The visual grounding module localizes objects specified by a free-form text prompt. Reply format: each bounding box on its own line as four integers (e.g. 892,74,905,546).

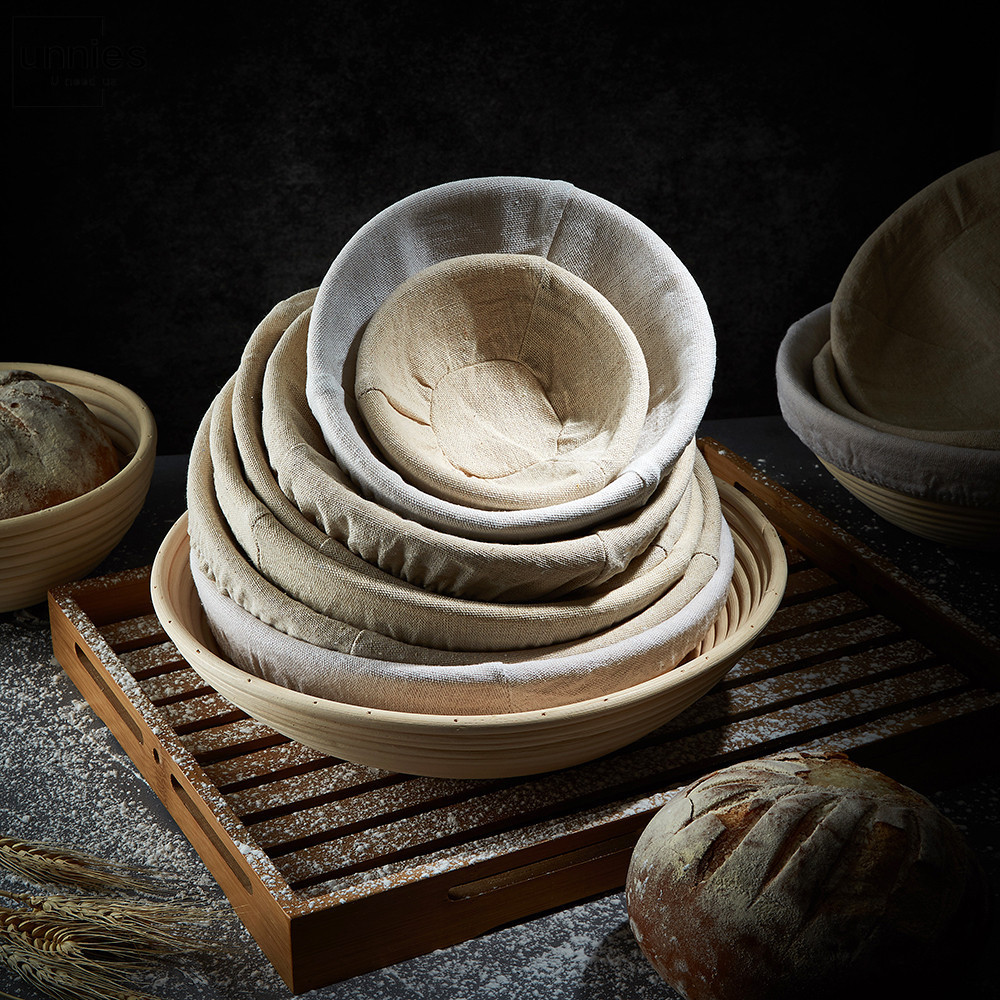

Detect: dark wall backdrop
11,6,998,455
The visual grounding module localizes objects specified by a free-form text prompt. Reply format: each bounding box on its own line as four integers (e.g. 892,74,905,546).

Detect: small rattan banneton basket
1,363,157,613
150,478,786,779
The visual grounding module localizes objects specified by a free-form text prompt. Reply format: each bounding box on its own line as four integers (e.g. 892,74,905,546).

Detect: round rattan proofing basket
0,363,157,612
776,306,1000,551
818,459,1000,548
150,479,786,778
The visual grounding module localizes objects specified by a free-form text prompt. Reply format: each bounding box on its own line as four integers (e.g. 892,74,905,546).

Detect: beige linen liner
812,342,999,447
824,151,1000,449
354,253,650,511
187,404,727,667
254,293,697,603
192,390,719,653
190,521,733,714
777,304,1000,510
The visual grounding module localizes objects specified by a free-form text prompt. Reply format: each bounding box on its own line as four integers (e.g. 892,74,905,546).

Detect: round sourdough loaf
626,752,989,1000
0,369,120,519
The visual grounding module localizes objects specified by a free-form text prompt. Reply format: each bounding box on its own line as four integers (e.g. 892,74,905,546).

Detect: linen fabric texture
189,377,726,657
184,175,730,715
777,304,1000,510
189,528,733,715
825,152,999,449
241,290,700,604
184,286,734,710
354,253,650,511
305,175,717,542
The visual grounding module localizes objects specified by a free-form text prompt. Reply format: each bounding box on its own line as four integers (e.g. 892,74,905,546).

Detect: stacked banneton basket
778,153,1000,548
152,177,787,778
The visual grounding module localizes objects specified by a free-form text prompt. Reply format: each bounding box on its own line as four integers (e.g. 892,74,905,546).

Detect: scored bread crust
626,751,989,1000
1,369,120,519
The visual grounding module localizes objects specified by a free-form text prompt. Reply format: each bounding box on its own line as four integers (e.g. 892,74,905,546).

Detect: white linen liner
305,176,716,542
777,304,1000,509
190,524,734,715
254,292,698,603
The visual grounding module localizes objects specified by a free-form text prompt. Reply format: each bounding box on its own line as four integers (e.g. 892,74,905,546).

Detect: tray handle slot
448,832,636,901
75,642,144,745
169,773,254,894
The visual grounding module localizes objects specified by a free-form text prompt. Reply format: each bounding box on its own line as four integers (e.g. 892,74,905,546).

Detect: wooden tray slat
48,439,1000,993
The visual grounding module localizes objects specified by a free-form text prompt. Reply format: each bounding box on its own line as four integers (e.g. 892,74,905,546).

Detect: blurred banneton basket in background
0,363,157,612
777,306,1000,550
777,154,1000,550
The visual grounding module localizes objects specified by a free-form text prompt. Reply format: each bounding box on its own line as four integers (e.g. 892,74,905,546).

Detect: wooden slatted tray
48,440,1000,993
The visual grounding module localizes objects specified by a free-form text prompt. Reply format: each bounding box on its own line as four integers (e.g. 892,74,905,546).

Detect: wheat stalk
0,836,225,1000
0,837,163,894
2,891,219,955
0,907,159,1000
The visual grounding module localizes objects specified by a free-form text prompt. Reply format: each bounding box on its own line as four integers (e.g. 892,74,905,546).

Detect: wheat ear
1,891,219,955
0,906,161,1000
0,837,163,894
0,836,225,1000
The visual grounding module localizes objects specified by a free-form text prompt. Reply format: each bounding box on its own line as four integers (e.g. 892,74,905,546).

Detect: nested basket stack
152,177,787,778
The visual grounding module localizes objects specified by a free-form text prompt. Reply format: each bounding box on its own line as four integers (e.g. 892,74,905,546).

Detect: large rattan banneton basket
150,478,786,779
1,363,157,612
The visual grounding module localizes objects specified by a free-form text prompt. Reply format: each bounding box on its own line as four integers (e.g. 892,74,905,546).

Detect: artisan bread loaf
0,369,119,519
626,751,989,1000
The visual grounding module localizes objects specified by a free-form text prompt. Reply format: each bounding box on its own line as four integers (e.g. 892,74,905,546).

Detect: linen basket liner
304,175,716,542
812,341,998,447
353,252,650,511
187,400,727,666
189,520,733,715
252,293,697,603
776,305,1000,509
188,477,725,672
825,151,999,448
192,389,720,653
214,383,699,651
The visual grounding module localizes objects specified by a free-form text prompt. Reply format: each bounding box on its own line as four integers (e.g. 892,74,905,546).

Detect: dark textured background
11,6,999,455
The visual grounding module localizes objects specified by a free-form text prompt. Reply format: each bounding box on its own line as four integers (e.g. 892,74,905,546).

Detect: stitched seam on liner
428,360,564,482
358,386,431,427
543,186,573,263
515,265,545,361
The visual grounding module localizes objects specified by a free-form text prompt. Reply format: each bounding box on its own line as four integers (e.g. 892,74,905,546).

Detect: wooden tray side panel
48,584,299,990
701,438,1000,686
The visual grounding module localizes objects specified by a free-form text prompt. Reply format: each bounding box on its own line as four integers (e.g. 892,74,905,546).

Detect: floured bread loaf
1,369,119,519
626,752,989,1000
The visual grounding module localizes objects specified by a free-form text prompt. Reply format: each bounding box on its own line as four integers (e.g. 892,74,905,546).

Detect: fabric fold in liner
190,392,724,654
190,518,733,715
825,151,999,448
244,290,698,603
776,304,1000,509
354,252,650,511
